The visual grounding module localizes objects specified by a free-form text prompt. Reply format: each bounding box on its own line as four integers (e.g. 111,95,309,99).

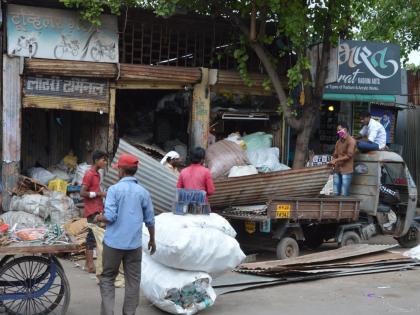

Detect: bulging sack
206,140,249,179
143,213,245,273
141,253,216,315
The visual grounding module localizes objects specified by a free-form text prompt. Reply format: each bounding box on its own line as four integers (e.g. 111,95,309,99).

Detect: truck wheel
340,231,361,247
396,224,419,248
276,237,299,260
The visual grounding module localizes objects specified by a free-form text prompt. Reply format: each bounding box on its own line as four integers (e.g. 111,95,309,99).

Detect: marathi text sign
7,4,118,63
24,76,109,101
325,40,401,95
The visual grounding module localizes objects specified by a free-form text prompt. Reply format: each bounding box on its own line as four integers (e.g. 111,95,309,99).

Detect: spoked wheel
0,256,70,315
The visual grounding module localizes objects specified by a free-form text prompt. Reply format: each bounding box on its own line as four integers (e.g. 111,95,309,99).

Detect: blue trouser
357,140,379,152
333,173,353,196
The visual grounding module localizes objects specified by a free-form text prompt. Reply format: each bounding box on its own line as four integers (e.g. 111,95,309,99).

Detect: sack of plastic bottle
141,252,216,315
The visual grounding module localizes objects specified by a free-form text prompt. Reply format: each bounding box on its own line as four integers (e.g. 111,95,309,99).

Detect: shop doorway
21,108,108,172
115,89,190,160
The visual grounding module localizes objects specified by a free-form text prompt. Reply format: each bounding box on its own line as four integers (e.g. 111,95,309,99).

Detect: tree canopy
61,0,418,166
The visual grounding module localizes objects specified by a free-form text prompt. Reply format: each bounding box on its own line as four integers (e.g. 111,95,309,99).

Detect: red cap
112,154,139,169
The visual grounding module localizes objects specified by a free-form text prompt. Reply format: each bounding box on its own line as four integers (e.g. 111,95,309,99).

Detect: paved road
64,241,420,315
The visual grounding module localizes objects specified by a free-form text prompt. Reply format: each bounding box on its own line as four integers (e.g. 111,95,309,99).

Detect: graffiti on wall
7,4,118,63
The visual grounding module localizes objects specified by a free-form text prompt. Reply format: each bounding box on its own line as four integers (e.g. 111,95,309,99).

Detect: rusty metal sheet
103,139,177,214
238,244,397,271
209,166,331,209
24,58,117,78
119,64,202,84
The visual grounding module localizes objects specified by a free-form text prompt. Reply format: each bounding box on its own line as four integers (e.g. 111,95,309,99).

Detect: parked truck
211,151,419,259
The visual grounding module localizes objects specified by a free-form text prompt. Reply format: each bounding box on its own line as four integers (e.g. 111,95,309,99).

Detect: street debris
207,245,420,295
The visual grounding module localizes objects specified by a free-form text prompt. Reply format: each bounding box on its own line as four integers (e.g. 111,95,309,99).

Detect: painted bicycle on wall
54,34,80,59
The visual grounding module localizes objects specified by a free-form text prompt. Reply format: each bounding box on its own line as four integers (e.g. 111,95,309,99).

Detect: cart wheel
276,237,299,260
0,256,70,315
340,231,361,247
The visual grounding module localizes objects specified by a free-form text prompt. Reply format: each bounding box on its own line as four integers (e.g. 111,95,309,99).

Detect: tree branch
232,15,301,131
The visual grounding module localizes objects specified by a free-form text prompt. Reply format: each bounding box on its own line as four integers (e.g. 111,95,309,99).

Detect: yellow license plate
276,204,291,218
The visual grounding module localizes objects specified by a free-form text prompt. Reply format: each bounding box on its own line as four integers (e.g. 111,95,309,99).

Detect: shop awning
323,93,396,103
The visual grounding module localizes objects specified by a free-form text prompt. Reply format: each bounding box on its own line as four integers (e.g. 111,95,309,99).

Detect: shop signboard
325,40,401,95
7,4,118,63
24,75,109,101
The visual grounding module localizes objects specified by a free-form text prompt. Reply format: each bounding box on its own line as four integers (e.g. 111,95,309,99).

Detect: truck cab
352,151,418,247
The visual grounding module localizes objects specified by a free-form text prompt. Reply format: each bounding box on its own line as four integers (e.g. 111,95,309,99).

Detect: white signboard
7,4,119,63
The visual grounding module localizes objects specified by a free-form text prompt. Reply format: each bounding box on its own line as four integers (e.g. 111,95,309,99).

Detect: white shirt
359,118,387,149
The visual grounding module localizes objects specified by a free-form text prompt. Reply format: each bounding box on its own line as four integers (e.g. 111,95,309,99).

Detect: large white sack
141,253,216,315
149,212,237,239
9,194,51,219
143,214,245,273
1,211,44,228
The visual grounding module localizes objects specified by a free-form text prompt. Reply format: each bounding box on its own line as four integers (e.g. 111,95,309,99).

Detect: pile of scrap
214,244,420,295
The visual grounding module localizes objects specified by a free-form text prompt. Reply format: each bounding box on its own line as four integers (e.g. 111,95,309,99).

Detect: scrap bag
141,252,216,315
206,140,249,179
142,213,245,273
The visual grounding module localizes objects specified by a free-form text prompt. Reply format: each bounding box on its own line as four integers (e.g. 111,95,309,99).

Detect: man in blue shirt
95,153,156,315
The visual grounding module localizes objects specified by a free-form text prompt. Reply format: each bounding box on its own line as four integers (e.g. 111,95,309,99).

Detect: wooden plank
22,95,109,113
0,243,80,255
115,81,185,90
2,56,21,211
108,88,116,154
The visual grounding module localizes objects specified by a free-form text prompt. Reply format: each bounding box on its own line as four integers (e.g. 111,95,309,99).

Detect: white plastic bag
404,245,420,260
242,132,272,151
247,147,290,173
228,165,258,178
143,213,245,273
1,211,45,228
141,253,216,315
28,167,56,185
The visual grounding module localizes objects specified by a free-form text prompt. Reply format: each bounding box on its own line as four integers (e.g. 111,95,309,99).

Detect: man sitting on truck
356,112,387,152
329,122,356,196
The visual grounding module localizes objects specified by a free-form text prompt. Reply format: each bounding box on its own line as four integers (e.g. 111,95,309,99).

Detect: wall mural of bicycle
7,4,119,63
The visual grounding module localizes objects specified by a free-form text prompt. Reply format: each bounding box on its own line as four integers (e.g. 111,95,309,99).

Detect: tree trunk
292,104,319,168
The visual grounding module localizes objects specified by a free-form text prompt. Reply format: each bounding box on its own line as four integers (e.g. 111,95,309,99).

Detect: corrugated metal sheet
103,139,178,213
209,166,331,209
396,106,420,203
119,64,202,84
24,58,117,78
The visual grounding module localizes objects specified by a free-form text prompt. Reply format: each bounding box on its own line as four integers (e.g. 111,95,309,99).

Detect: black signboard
24,75,109,101
325,40,401,95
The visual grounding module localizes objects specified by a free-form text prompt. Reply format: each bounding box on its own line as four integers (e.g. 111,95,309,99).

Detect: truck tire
276,237,299,260
395,224,419,248
340,231,361,247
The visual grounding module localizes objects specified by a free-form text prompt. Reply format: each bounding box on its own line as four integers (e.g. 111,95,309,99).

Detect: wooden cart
221,197,361,259
0,243,80,315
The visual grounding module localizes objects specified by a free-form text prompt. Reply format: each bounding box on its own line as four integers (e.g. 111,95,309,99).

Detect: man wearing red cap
95,153,156,315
